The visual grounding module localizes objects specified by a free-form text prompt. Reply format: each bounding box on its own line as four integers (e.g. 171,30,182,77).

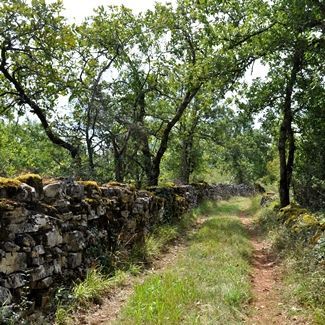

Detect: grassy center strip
116,197,252,324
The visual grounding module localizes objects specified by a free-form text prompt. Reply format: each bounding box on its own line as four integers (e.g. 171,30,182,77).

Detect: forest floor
71,197,310,325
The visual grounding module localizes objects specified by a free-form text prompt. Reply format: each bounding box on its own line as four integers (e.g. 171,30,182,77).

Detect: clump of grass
73,268,127,305
117,197,253,324
143,225,179,260
55,267,128,324
55,305,74,325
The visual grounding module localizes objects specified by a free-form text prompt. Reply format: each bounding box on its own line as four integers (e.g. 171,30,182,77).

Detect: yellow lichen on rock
0,177,21,189
78,181,100,191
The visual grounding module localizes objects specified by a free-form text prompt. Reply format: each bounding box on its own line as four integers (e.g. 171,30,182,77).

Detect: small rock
5,272,27,288
3,241,20,252
0,252,27,274
45,229,63,247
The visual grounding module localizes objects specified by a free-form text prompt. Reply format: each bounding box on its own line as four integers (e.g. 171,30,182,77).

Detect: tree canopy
0,0,324,208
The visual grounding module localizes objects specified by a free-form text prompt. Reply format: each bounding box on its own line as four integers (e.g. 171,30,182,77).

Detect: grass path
114,198,253,324
73,197,310,325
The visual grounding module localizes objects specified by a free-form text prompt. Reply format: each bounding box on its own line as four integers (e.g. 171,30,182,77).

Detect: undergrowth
257,202,325,324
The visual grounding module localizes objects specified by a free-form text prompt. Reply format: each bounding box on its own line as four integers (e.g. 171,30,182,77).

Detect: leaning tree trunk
148,87,201,186
278,48,302,208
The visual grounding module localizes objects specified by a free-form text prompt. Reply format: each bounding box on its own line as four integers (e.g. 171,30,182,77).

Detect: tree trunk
112,138,126,183
179,136,194,184
114,154,124,183
278,48,302,207
148,87,201,186
86,135,95,177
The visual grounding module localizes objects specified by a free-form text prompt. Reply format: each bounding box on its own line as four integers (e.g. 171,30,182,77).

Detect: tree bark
278,48,302,207
179,138,193,184
179,117,198,184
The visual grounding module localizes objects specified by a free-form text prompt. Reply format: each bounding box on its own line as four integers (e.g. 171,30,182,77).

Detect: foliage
0,121,71,177
0,0,323,206
293,105,325,211
72,268,127,306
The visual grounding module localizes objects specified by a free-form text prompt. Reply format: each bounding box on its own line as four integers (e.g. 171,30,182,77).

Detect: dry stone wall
0,176,254,309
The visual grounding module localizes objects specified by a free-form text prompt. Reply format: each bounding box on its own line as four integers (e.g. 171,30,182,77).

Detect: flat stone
5,272,27,288
0,249,6,258
3,206,29,224
63,231,85,251
45,230,63,247
33,214,52,230
97,205,106,216
66,183,84,199
43,182,64,199
53,199,70,211
29,264,54,282
33,245,45,255
61,212,73,221
8,222,39,234
53,259,62,274
19,183,37,201
31,256,45,266
22,246,32,253
0,252,27,274
3,241,20,252
121,210,129,218
30,276,53,289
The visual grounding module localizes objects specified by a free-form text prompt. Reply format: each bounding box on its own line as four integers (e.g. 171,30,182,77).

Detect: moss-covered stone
0,177,22,198
159,181,176,188
78,180,101,197
78,181,100,191
0,177,21,189
16,174,43,195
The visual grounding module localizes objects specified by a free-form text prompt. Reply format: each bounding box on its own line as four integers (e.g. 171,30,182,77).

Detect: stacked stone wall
0,177,254,308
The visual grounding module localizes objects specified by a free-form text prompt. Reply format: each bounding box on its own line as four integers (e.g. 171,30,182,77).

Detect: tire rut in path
240,213,308,325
